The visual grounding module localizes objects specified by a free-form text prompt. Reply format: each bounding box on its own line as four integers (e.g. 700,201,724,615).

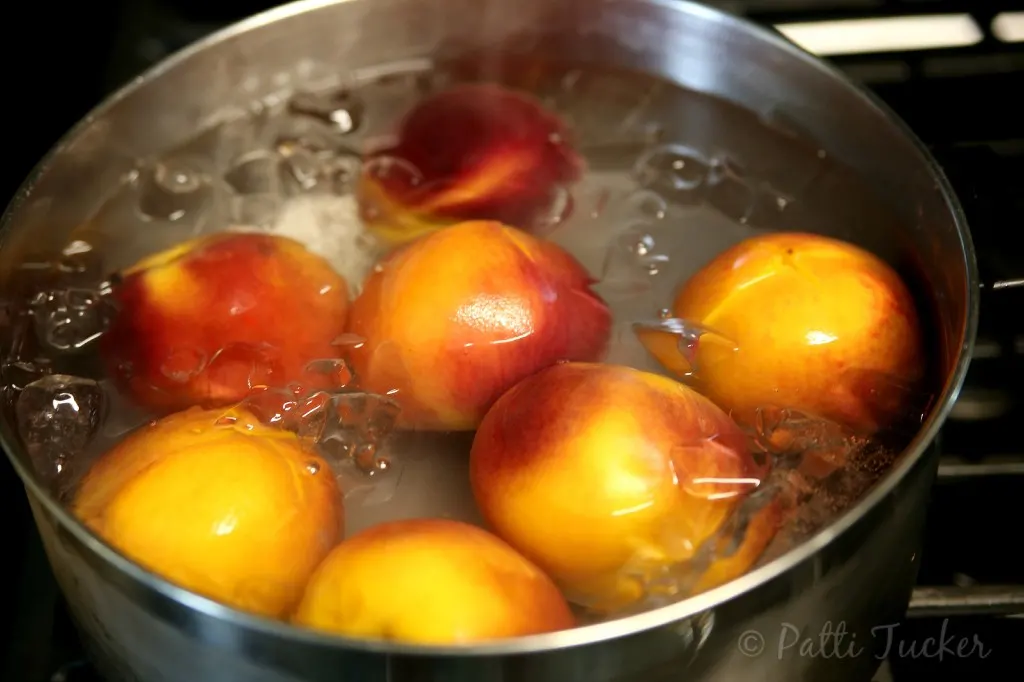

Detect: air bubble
627,190,668,221
288,88,365,135
597,226,669,297
16,375,105,491
304,358,355,390
633,144,710,203
136,158,212,222
32,288,115,354
224,152,280,195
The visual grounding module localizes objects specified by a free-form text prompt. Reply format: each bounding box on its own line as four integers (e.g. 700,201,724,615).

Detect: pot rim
0,0,979,657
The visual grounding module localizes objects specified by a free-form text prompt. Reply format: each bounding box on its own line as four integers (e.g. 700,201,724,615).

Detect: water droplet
306,461,321,475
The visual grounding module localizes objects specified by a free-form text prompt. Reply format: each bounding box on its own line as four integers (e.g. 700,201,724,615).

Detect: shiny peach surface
358,83,582,244
293,518,575,643
100,232,350,413
73,406,342,619
346,221,612,431
469,362,773,611
639,232,924,433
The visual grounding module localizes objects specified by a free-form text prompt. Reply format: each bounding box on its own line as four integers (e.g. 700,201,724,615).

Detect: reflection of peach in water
638,232,924,435
357,83,583,244
469,362,777,612
345,221,611,431
73,406,343,619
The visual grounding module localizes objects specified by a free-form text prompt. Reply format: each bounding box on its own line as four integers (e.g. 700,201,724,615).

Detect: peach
358,83,582,244
346,221,611,431
637,232,924,434
101,232,350,413
73,406,342,619
469,362,775,612
292,518,574,643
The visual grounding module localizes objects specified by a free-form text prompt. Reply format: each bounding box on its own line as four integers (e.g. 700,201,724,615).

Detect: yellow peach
293,518,574,643
638,232,924,433
346,221,611,431
73,406,342,619
470,362,775,612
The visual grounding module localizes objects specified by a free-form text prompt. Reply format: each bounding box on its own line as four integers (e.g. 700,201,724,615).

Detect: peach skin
357,83,582,244
101,232,350,413
469,362,774,612
292,518,575,643
73,406,342,619
636,232,924,434
346,221,611,431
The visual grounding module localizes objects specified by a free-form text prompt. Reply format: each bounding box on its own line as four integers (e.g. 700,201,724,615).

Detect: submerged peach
73,406,342,619
469,362,776,612
358,83,582,244
293,518,574,643
638,232,924,433
346,221,611,431
101,232,350,413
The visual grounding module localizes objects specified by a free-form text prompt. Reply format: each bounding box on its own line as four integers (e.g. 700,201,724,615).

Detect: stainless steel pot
0,0,978,681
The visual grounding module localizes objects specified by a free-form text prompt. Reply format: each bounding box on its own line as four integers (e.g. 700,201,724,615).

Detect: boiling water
1,56,933,620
